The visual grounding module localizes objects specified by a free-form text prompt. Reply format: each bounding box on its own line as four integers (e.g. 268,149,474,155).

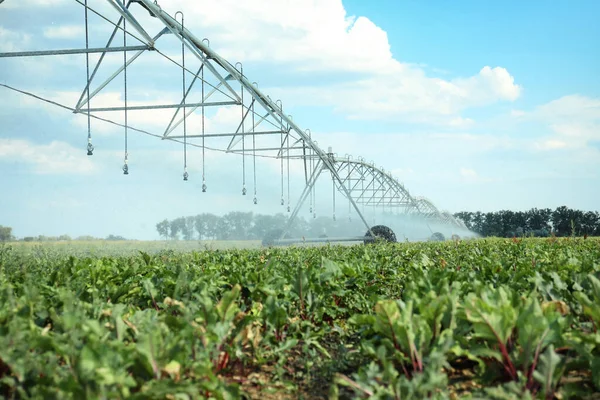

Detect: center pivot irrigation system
1,0,469,245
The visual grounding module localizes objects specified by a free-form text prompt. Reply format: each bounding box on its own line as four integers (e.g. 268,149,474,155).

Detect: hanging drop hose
307,130,313,214
287,123,290,212
278,100,284,206
122,17,129,175
237,63,246,196
360,158,365,215
312,156,316,218
347,156,351,221
201,51,206,192
84,0,93,156
332,173,336,221
177,12,188,181
252,91,257,205
313,140,318,219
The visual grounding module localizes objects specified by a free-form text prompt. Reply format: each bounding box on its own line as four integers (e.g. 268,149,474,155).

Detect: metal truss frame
0,0,465,240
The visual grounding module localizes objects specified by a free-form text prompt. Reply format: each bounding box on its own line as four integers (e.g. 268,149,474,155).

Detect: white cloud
0,27,31,52
530,95,600,151
534,139,568,151
0,139,97,174
448,117,475,128
535,94,600,121
458,167,493,184
146,0,520,125
2,0,69,6
454,66,521,102
3,0,521,128
44,25,84,40
265,65,520,124
460,167,478,178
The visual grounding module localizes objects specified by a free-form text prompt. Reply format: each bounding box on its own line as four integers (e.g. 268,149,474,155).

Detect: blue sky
1,0,599,240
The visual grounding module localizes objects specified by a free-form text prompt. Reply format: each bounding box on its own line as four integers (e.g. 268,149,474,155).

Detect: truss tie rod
166,130,285,139
228,146,307,153
0,46,151,58
84,100,238,112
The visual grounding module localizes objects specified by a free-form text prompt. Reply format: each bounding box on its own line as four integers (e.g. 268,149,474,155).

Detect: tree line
0,229,129,242
158,206,599,241
454,206,600,237
155,212,367,241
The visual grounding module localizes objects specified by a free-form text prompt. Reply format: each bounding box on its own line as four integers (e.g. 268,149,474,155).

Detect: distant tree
193,213,219,240
223,212,254,240
250,214,287,240
524,208,552,236
552,206,584,237
471,212,485,235
454,211,474,230
582,211,600,236
0,225,13,242
496,210,527,237
204,213,221,240
170,217,187,240
289,216,311,238
215,215,233,240
76,235,97,241
106,234,127,241
58,234,72,241
483,211,503,237
156,219,170,240
23,237,34,242
194,215,205,240
184,216,196,240
175,217,193,241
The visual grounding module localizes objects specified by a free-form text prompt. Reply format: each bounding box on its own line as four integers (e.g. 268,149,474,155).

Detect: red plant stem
401,363,411,378
383,306,412,377
526,328,550,390
473,308,518,380
411,342,423,372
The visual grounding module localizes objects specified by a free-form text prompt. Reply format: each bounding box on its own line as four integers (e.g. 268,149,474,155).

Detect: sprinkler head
202,183,207,192
122,163,129,175
86,142,94,156
253,197,257,205
287,206,290,213
313,213,316,219
309,207,313,213
280,198,284,206
242,187,247,196
183,171,189,181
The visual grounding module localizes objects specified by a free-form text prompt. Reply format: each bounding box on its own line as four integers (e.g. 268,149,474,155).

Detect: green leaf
575,275,600,325
463,287,518,345
532,345,564,399
515,297,562,374
216,285,241,322
591,356,600,391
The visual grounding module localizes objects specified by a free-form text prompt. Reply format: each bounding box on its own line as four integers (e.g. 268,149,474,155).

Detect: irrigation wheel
364,225,397,244
430,232,446,242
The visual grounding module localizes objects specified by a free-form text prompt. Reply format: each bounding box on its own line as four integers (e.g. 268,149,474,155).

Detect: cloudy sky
1,0,599,239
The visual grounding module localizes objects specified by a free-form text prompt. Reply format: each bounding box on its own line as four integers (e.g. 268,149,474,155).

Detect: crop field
1,237,600,399
9,240,263,257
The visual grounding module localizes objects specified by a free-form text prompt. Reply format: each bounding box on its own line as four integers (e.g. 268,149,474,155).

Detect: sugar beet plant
0,237,599,399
